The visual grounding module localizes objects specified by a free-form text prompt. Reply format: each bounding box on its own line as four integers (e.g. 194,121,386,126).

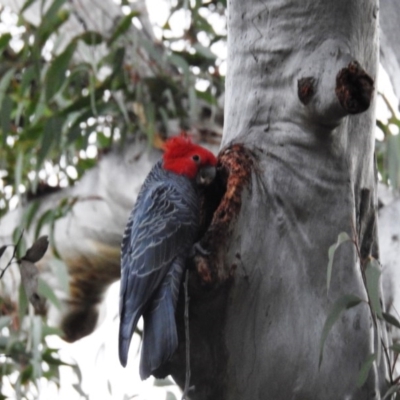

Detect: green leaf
22,200,41,231
382,312,400,329
108,11,140,45
357,353,376,388
18,282,29,323
34,209,55,239
154,378,175,387
20,65,37,95
319,294,363,367
30,91,47,125
36,0,69,45
0,316,11,330
193,43,217,60
387,134,400,189
166,392,177,400
42,347,68,366
168,53,190,78
37,116,64,169
77,31,104,46
42,325,63,338
67,123,82,144
326,232,350,293
0,33,11,54
1,96,12,145
45,41,77,101
21,0,38,13
383,385,400,400
0,68,16,109
196,89,217,105
0,245,7,259
38,278,61,309
31,316,43,379
50,258,69,293
20,365,34,385
390,343,400,354
365,258,383,319
15,150,23,197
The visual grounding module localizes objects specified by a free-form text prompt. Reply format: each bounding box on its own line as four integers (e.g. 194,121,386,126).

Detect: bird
118,135,217,379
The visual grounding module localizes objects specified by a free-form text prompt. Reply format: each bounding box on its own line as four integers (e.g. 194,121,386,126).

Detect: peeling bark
194,143,254,285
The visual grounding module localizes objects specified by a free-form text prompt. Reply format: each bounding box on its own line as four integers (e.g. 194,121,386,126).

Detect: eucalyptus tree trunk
168,1,389,399
222,0,384,397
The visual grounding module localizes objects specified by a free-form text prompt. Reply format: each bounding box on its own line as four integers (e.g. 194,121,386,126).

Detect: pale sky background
1,0,399,399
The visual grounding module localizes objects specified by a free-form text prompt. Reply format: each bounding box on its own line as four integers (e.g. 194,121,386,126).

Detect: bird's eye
192,154,200,163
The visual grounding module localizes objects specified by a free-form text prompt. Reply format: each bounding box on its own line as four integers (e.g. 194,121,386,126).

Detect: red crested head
162,136,217,181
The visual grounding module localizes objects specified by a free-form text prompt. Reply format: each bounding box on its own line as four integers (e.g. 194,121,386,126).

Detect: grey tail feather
119,335,129,367
119,309,141,367
139,290,178,380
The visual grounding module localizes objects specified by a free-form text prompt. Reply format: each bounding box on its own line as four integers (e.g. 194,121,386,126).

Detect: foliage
322,232,400,397
0,0,226,398
376,94,400,190
0,234,86,399
0,0,226,218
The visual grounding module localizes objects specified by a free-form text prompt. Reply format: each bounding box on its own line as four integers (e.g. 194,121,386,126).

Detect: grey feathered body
119,160,199,379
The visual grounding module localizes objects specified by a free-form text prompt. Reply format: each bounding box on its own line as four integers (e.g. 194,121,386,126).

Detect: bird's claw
190,242,211,258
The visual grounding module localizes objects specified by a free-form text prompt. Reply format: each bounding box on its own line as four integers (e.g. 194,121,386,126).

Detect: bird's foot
190,241,211,258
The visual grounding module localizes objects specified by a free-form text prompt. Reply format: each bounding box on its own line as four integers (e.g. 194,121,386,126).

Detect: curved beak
196,165,216,186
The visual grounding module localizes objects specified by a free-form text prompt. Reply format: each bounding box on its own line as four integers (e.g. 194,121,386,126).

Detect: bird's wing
119,180,197,365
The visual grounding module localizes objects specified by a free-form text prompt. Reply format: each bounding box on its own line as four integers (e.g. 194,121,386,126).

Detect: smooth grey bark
218,1,386,399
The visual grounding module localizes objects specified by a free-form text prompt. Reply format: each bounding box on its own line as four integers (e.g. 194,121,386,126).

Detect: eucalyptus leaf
78,31,104,46
31,316,43,379
387,134,400,189
37,117,64,169
166,392,177,400
0,245,7,259
357,353,376,388
382,312,400,329
383,385,400,400
108,11,140,45
326,232,350,293
390,343,400,354
0,316,11,331
193,43,217,60
36,0,69,45
22,201,41,231
319,294,363,367
154,378,175,387
1,96,12,144
38,278,61,309
18,280,29,322
21,0,38,13
0,32,11,53
365,258,383,319
0,68,16,108
45,41,77,101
